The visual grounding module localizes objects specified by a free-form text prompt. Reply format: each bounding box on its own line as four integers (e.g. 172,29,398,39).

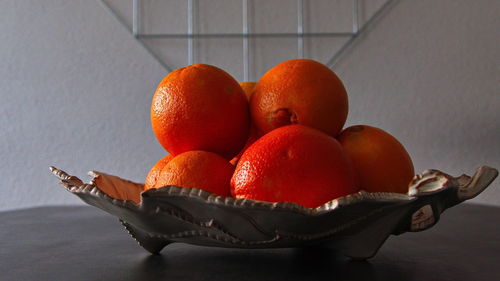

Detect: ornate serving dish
50,166,497,259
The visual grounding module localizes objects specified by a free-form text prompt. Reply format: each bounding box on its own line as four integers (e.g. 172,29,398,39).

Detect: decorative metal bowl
50,166,497,260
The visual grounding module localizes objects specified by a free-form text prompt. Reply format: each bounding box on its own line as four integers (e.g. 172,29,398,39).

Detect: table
1,204,498,281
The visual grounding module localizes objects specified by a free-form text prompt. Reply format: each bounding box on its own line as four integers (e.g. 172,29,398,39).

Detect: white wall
1,0,498,211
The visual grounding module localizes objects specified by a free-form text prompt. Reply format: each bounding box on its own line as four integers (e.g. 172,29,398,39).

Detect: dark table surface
1,203,499,281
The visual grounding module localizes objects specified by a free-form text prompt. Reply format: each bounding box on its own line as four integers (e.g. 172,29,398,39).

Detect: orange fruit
151,64,250,159
144,154,174,190
230,81,258,165
144,150,233,197
250,59,348,137
229,127,259,165
231,125,359,208
337,125,415,194
239,81,256,100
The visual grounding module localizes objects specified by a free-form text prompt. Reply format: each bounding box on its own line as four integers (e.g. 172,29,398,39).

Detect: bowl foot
120,220,171,254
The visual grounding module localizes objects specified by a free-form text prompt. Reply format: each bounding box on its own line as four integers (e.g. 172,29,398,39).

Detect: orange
231,125,358,208
229,127,259,165
151,64,250,159
239,81,256,100
144,154,173,190
337,125,415,194
144,150,233,197
230,81,259,165
250,59,348,137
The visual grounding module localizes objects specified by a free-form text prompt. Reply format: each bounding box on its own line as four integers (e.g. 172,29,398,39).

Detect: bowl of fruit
50,59,497,260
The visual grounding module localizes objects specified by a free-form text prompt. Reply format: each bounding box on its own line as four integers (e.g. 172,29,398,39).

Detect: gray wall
1,0,498,211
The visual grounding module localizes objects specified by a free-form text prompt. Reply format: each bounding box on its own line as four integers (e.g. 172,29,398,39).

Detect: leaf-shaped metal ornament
50,166,497,260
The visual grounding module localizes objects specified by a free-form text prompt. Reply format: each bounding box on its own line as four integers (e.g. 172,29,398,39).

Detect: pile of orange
145,59,414,208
